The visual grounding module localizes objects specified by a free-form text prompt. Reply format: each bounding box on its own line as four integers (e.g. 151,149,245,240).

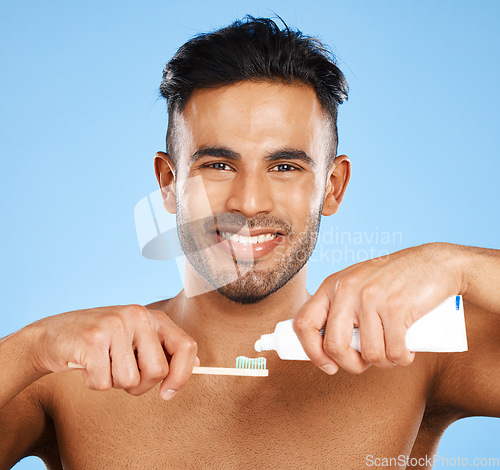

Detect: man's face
171,81,336,303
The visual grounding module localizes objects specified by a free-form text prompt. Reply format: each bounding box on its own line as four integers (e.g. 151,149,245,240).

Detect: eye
201,162,233,171
270,163,299,172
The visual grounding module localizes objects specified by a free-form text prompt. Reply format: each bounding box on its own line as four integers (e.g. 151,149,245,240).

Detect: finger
381,315,415,367
159,342,197,400
82,347,113,391
358,308,394,368
322,296,370,375
293,286,339,375
156,320,198,399
125,329,170,396
109,335,141,390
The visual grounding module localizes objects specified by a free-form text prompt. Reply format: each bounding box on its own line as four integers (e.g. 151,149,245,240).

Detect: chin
217,291,270,305
214,269,296,305
216,288,274,305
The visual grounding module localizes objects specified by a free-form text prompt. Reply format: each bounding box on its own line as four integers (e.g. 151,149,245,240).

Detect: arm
459,245,500,314
0,328,51,468
0,327,48,411
432,245,500,416
430,301,500,418
0,305,198,466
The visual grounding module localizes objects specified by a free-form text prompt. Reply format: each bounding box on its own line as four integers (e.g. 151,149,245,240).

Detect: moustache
206,212,292,236
175,213,292,254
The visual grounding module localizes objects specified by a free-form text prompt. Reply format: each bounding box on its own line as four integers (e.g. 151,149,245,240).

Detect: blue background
1,1,498,468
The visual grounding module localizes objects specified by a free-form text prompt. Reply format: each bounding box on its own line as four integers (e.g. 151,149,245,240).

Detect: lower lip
215,232,285,259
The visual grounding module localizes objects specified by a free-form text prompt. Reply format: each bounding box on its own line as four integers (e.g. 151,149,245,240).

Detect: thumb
292,284,338,374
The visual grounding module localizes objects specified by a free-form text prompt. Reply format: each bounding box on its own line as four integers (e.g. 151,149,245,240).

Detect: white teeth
219,231,276,245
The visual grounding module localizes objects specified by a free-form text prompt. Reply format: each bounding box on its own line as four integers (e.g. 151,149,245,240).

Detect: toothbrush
67,356,268,377
192,356,268,376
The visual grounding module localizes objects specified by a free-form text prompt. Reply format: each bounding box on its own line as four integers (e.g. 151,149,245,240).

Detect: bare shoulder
145,297,176,316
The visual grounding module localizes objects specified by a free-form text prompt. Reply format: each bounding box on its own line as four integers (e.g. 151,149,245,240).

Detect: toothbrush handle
67,362,268,377
192,366,268,377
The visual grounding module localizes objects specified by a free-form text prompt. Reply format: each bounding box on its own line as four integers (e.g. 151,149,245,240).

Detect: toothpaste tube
254,295,467,360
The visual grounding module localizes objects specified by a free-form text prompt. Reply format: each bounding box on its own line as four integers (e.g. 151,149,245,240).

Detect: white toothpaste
254,295,468,360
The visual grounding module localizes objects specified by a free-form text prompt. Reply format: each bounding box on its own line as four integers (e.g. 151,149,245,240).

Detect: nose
225,172,274,217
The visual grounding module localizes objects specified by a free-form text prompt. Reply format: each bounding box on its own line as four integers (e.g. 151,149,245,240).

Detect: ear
321,155,351,216
154,151,176,214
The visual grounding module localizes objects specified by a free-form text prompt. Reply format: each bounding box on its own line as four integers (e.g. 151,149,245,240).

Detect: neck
167,263,310,367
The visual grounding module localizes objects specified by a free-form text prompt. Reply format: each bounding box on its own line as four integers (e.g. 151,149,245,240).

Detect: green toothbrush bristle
235,356,267,370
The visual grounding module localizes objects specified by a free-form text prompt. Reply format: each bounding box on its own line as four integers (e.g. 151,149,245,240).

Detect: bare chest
49,362,429,469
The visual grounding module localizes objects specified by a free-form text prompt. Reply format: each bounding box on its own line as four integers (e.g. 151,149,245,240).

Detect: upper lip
215,227,284,237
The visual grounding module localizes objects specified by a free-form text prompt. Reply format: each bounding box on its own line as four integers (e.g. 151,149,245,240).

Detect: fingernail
321,364,338,375
194,356,201,367
162,389,178,400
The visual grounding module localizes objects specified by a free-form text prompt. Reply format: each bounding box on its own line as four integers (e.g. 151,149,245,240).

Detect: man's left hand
293,243,464,375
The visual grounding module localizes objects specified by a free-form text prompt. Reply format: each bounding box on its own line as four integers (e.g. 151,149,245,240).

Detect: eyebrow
264,149,315,168
190,146,315,168
190,146,241,164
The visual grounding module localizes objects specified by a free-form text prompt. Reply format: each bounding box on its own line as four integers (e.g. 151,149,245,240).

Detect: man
1,17,499,469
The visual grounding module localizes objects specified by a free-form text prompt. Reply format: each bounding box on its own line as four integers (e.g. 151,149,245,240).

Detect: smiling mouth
217,231,278,245
216,230,281,246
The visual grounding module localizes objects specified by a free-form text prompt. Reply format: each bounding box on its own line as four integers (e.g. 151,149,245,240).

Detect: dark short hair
160,16,348,164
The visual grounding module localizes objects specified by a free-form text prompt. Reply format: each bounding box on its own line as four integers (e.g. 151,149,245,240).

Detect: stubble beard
176,209,321,305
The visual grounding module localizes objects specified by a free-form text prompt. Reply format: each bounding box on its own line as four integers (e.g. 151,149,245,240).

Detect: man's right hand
28,305,198,400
